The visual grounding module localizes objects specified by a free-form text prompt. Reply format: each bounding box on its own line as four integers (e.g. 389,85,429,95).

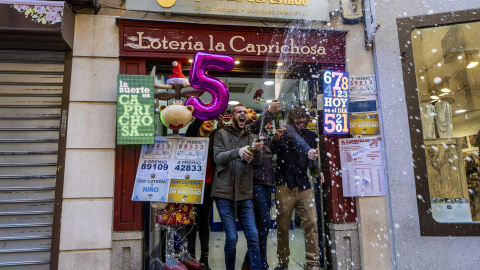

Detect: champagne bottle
274,111,284,129
310,163,320,178
241,138,261,164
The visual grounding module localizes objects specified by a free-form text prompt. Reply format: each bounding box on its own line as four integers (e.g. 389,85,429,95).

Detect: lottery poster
131,136,209,203
322,70,349,135
338,136,386,197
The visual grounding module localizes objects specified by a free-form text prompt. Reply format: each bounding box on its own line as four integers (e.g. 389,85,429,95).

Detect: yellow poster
167,179,204,204
349,113,380,135
307,117,317,131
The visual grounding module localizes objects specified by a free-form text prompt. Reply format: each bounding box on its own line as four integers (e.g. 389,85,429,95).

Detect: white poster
131,137,208,202
339,136,386,197
349,75,376,95
431,198,473,223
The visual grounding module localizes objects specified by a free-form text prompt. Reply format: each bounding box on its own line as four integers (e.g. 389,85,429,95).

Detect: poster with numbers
322,70,349,135
131,136,209,203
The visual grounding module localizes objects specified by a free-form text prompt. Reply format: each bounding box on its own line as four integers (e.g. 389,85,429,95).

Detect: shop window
398,9,480,235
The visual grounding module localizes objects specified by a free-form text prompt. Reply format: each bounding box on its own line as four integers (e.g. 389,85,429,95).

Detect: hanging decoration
185,52,235,121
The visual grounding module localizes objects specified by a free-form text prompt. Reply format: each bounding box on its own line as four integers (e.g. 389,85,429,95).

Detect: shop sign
323,70,349,134
339,137,386,197
116,75,155,145
126,0,329,21
349,75,376,95
349,113,379,135
132,137,209,203
118,20,347,64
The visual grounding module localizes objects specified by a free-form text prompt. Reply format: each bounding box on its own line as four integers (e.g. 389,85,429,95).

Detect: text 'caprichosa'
132,32,327,56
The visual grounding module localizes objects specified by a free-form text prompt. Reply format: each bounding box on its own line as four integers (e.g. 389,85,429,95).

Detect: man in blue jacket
271,106,321,270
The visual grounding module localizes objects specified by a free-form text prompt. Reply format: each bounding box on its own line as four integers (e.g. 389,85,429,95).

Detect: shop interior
412,21,480,222
145,60,328,269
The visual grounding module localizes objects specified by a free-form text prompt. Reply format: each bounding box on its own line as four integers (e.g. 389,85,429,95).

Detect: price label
143,139,173,159
175,140,207,160
171,160,206,180
323,70,349,135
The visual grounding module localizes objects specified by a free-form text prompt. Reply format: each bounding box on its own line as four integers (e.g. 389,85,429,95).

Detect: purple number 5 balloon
185,52,235,121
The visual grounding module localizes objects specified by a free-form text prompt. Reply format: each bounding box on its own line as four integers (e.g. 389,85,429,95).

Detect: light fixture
465,50,479,68
228,100,239,105
188,59,193,63
439,93,448,96
466,53,479,68
430,95,440,100
235,60,240,64
440,82,451,93
455,109,466,113
264,81,274,85
277,62,283,66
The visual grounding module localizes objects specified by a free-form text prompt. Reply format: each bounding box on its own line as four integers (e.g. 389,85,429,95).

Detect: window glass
412,21,480,223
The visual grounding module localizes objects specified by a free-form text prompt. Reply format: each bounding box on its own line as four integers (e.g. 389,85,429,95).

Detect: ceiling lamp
430,95,440,100
466,53,479,68
440,82,451,93
264,81,274,85
235,60,240,64
455,109,466,113
228,100,239,105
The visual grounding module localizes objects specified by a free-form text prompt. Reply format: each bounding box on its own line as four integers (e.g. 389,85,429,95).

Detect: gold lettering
137,32,150,49
230,36,246,52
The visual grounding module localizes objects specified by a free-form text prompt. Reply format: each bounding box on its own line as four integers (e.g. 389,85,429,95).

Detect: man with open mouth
211,103,264,270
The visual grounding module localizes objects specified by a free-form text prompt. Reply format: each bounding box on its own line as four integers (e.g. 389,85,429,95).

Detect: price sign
172,160,206,180
175,139,207,160
323,70,349,135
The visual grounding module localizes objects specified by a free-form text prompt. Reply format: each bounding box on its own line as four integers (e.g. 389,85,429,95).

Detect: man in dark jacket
271,106,321,270
241,101,281,270
212,103,264,270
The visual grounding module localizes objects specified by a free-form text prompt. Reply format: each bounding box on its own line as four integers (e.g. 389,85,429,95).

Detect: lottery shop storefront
114,18,354,267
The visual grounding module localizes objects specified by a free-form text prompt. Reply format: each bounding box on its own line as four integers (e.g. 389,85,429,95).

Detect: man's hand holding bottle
308,148,319,160
239,139,264,163
268,99,281,114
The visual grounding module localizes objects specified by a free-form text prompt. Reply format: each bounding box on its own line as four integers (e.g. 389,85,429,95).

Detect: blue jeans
215,198,261,270
244,185,272,269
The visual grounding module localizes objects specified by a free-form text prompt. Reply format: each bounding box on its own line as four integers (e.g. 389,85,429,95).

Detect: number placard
176,139,207,160
323,70,349,135
132,136,209,203
172,160,206,180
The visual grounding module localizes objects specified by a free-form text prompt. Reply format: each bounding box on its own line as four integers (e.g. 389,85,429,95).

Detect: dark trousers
186,184,213,256
244,184,272,269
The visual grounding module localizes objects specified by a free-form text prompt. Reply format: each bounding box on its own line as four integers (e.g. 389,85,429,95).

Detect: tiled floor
194,228,313,270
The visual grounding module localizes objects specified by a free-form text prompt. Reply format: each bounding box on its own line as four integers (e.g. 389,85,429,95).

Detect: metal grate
0,50,64,268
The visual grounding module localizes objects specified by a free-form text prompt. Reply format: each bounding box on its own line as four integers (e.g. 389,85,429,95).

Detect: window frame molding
397,8,480,236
